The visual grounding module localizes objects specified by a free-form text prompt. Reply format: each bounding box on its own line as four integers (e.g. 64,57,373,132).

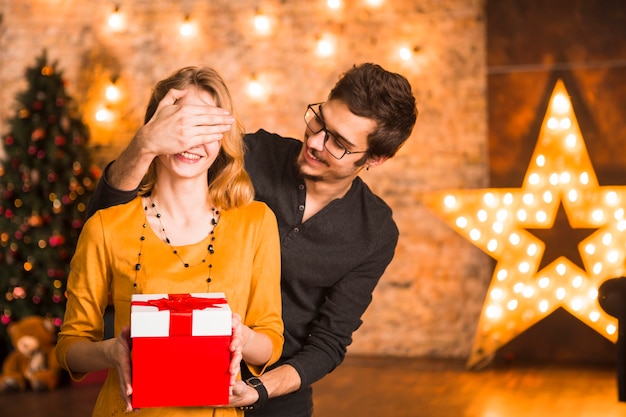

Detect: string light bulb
95,106,114,123
179,15,195,37
253,10,272,35
426,79,626,368
316,34,335,57
399,47,413,61
105,78,121,103
108,5,124,31
246,74,267,100
327,0,342,10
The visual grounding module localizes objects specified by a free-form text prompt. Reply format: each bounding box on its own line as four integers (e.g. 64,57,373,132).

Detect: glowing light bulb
535,210,547,223
486,305,502,320
247,80,266,99
490,288,504,300
607,324,617,335
180,16,195,37
399,47,412,61
95,107,114,123
105,83,121,102
535,154,546,167
455,216,467,228
484,192,496,206
108,6,124,31
552,93,570,113
444,195,456,208
496,269,508,281
316,36,335,57
254,13,271,35
565,133,577,148
327,0,341,9
547,117,559,129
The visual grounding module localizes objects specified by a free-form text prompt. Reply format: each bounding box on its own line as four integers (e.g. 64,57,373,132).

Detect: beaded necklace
133,196,219,292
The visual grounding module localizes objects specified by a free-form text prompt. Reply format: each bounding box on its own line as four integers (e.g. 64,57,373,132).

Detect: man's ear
366,155,388,169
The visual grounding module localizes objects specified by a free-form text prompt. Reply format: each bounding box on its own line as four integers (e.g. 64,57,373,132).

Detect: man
87,63,417,417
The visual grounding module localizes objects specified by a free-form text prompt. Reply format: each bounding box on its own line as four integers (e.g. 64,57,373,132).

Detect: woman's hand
229,313,244,390
108,326,133,412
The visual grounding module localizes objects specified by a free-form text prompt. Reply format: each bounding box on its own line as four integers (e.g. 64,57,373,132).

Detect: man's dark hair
328,63,417,159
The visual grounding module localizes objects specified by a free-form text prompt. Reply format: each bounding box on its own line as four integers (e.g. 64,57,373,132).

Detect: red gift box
130,293,232,408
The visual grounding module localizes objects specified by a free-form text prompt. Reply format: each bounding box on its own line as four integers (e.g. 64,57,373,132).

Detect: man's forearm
107,134,156,191
260,364,301,398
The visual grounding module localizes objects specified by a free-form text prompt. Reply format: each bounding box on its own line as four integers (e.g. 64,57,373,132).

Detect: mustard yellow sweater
56,197,283,417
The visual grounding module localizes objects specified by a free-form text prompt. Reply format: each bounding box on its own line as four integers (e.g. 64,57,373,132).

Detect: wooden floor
2,356,626,417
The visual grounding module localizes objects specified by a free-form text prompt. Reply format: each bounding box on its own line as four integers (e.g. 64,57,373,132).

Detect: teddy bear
0,315,61,392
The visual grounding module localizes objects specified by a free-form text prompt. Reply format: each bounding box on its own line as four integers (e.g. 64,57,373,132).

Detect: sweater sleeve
55,211,111,381
86,161,138,219
244,204,284,375
284,221,398,387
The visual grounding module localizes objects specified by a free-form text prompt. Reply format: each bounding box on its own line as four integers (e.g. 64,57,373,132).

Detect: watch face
248,377,263,387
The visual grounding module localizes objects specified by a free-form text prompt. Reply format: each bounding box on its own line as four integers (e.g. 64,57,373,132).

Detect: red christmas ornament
28,145,37,155
54,135,66,146
4,136,14,146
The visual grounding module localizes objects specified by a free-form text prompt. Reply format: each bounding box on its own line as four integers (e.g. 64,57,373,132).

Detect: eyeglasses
304,102,368,160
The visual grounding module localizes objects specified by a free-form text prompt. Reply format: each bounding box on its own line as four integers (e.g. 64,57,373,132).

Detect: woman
56,67,283,416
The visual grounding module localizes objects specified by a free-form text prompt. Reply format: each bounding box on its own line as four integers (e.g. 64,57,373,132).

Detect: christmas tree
0,51,100,351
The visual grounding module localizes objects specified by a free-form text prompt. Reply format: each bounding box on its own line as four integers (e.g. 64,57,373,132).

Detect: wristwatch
241,377,268,411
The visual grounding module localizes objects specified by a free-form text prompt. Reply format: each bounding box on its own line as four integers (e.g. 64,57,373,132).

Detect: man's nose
306,130,326,150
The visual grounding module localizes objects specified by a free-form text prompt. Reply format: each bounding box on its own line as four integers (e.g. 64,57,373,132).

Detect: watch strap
241,377,268,411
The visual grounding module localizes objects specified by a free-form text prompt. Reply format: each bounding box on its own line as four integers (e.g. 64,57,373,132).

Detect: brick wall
0,0,488,359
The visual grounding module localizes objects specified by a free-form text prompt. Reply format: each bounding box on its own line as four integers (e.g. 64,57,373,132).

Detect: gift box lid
131,292,232,337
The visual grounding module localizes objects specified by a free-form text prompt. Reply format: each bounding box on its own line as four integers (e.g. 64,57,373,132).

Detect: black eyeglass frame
304,102,369,160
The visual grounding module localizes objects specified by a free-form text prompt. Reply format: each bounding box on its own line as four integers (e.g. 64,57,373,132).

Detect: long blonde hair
138,67,254,210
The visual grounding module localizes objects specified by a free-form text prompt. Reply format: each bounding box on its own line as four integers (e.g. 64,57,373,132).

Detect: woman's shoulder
229,200,273,216
88,196,143,225
223,201,277,226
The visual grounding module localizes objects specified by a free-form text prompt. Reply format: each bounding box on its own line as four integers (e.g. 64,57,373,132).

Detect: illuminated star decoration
426,79,626,369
